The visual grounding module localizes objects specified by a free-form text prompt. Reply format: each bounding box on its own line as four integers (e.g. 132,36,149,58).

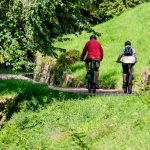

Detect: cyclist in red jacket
81,35,103,88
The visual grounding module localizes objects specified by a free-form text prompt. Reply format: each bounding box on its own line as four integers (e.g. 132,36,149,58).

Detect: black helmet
90,35,97,40
125,41,131,46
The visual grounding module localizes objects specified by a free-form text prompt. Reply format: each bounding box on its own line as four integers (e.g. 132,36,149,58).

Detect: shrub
57,50,80,65
53,50,80,85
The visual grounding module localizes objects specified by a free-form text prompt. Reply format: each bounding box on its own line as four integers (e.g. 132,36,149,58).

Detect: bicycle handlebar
115,60,122,63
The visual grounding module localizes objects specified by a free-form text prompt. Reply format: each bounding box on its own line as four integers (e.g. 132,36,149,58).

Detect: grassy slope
0,80,149,149
55,3,150,88
0,3,150,149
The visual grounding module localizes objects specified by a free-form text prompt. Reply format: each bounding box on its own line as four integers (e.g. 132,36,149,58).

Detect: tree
0,0,93,70
0,0,147,71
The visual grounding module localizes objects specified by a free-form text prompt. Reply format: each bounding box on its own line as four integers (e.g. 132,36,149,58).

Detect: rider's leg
93,71,100,89
96,71,99,84
131,67,134,73
122,63,128,89
95,61,100,88
131,63,135,73
131,64,135,80
85,61,90,79
122,74,127,88
123,74,127,83
85,62,89,72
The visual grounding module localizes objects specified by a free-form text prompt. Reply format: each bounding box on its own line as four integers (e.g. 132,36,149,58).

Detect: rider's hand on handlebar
116,60,121,63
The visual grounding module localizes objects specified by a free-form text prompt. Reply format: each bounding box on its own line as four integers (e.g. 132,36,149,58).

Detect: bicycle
124,64,133,94
86,59,98,93
116,61,133,94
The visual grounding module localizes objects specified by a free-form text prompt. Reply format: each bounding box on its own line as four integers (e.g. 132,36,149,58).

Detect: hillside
55,2,150,88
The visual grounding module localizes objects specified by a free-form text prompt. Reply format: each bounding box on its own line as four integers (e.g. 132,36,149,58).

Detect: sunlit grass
0,80,149,149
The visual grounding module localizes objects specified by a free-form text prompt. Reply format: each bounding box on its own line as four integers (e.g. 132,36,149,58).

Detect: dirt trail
0,74,133,95
0,74,34,81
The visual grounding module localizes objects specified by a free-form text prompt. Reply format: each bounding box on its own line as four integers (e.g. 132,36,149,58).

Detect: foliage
0,0,93,71
0,1,34,70
76,0,148,23
98,0,125,22
0,79,150,149
0,0,148,71
141,89,150,106
53,50,80,85
125,0,146,7
136,83,150,106
57,50,80,65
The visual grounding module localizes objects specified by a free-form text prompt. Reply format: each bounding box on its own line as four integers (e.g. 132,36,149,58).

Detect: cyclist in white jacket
116,41,137,89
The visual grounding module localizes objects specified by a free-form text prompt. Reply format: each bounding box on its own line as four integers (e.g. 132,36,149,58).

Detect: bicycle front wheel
88,80,92,93
92,83,96,93
92,71,97,93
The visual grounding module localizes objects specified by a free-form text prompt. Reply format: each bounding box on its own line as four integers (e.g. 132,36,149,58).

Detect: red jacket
81,39,103,61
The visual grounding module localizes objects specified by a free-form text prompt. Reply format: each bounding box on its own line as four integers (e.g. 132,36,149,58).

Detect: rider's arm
99,44,103,61
132,48,137,63
116,49,124,62
81,43,88,61
116,54,123,62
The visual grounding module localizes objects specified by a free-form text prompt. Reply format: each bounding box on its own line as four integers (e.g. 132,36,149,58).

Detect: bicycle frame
87,60,97,93
116,61,133,94
125,64,133,94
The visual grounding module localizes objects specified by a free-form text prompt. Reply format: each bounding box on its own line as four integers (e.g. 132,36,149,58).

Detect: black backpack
123,46,133,56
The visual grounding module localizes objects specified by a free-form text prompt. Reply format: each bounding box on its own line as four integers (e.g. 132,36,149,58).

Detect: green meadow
0,80,149,149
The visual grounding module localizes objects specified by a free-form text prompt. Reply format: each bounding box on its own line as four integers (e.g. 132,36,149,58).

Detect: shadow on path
49,86,124,95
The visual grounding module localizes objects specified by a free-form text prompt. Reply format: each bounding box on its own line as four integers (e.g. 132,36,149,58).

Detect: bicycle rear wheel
128,74,133,94
123,81,127,94
92,71,97,93
92,83,96,93
88,80,92,93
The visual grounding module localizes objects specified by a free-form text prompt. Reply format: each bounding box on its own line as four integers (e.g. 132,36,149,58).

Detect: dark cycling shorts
122,63,135,74
86,58,100,72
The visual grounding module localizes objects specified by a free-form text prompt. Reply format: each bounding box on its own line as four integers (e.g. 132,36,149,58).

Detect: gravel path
0,74,31,80
49,86,126,95
0,74,37,82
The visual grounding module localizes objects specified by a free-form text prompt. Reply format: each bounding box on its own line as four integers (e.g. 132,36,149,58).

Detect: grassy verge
0,80,149,149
